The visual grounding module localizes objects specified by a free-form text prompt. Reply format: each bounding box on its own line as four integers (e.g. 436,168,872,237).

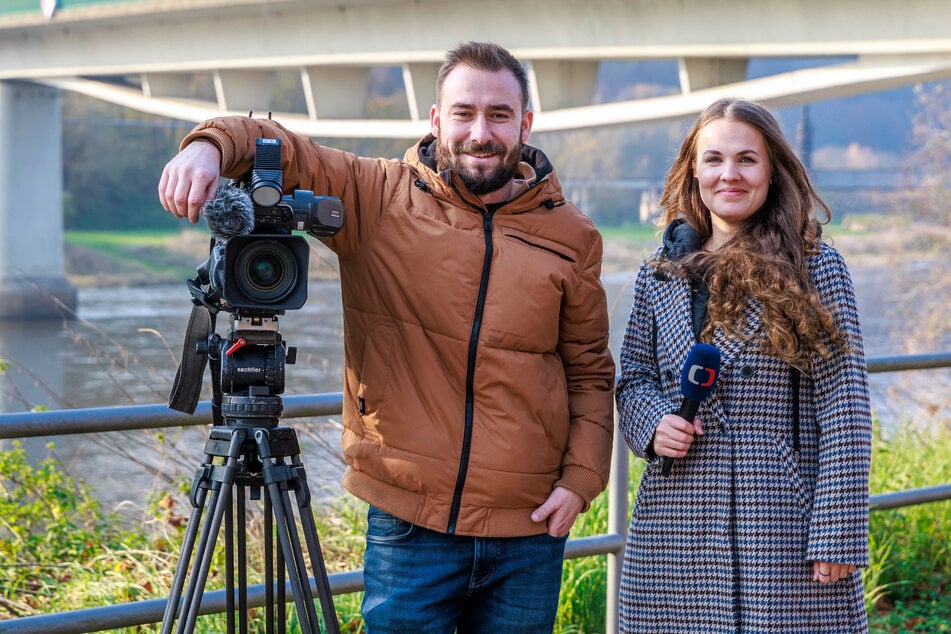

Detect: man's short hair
436,41,530,111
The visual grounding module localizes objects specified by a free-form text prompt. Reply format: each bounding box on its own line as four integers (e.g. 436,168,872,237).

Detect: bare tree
901,82,951,225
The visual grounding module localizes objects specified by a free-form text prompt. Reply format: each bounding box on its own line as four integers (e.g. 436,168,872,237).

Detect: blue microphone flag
679,343,720,402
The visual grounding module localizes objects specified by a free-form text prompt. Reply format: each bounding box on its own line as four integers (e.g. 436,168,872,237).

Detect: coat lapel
652,273,696,367
711,298,763,371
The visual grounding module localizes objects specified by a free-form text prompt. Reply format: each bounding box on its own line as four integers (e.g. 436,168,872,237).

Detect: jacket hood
661,217,824,259
415,135,555,180
410,136,561,209
662,218,705,261
661,218,709,340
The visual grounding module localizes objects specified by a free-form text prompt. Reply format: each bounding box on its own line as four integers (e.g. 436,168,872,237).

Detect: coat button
740,365,754,377
665,370,675,381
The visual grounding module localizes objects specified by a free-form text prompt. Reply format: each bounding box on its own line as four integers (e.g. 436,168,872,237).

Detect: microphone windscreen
202,185,255,240
679,343,721,402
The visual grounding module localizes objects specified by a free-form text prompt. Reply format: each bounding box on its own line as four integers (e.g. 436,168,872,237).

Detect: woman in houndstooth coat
616,98,872,633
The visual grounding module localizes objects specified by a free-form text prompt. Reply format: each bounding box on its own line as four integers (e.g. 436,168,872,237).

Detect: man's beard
436,139,523,196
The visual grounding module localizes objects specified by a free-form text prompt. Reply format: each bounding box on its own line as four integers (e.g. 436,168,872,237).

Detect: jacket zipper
447,208,495,534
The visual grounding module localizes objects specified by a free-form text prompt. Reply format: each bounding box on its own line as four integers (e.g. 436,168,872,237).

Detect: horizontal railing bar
869,484,951,510
0,569,364,634
565,533,626,559
866,352,951,373
1,353,948,439
0,393,344,439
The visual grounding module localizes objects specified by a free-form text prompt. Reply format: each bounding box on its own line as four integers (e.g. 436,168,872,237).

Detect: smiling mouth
458,140,505,159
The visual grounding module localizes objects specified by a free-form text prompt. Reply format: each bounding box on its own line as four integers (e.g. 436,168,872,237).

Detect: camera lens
234,240,299,302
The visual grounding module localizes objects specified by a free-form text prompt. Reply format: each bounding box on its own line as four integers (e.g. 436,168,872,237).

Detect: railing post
606,421,629,634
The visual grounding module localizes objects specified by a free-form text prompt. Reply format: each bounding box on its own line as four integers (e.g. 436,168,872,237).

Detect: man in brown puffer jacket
159,41,614,634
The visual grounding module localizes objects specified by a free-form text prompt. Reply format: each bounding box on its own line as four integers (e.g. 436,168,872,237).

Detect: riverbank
64,217,950,285
62,218,951,427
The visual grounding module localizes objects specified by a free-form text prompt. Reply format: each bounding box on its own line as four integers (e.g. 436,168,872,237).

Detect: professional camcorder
169,133,346,417
189,137,344,314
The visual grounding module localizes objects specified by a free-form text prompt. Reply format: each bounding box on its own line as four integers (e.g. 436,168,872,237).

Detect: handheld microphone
660,343,721,477
202,184,255,241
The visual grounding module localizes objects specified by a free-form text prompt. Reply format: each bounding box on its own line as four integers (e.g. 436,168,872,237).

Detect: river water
0,265,946,516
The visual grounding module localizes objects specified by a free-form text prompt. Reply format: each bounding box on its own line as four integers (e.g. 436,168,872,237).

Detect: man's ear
521,109,534,143
430,104,440,138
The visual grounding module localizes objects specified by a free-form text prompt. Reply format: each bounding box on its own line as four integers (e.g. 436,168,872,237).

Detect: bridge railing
0,352,949,634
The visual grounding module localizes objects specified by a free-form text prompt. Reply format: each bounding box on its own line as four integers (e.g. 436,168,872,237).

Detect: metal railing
0,352,949,634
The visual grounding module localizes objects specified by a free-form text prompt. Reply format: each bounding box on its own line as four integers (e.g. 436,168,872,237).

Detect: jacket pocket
500,227,577,262
769,433,813,520
356,320,396,434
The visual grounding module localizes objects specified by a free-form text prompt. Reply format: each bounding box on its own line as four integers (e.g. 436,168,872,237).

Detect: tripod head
170,307,296,427
208,313,296,428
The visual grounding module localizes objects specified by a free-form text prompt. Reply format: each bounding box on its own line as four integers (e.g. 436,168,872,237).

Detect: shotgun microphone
661,343,721,477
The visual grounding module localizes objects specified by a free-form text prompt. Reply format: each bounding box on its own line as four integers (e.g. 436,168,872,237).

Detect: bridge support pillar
0,80,77,319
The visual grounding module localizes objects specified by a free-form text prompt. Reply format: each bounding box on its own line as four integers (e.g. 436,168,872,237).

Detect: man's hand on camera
158,140,223,224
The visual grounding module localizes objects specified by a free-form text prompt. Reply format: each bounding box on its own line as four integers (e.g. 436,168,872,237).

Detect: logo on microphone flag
687,364,717,387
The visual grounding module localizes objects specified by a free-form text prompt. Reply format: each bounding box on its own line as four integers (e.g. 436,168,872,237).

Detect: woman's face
694,118,772,244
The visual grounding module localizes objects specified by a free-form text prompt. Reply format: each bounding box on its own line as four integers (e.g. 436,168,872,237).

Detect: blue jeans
361,506,568,633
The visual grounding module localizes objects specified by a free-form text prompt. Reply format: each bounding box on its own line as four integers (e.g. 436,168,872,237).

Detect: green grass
596,223,663,241
866,421,951,632
66,228,187,247
65,228,205,283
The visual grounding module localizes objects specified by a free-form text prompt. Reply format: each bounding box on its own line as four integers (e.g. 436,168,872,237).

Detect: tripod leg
181,468,238,631
160,467,210,634
298,514,340,633
264,494,280,634
255,428,344,634
270,484,320,634
259,462,321,631
178,471,232,632
291,459,342,634
162,429,247,634
230,485,249,634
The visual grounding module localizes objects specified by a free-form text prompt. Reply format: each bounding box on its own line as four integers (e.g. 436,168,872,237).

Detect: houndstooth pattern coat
616,240,872,633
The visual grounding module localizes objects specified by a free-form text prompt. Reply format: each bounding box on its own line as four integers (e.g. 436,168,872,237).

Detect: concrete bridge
3,0,951,317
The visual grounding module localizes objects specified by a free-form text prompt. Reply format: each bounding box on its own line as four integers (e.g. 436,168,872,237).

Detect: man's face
430,65,533,202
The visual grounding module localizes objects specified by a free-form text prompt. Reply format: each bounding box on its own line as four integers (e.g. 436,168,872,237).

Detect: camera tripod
163,310,341,634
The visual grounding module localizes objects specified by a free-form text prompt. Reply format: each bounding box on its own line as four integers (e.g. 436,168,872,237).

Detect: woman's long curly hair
658,98,848,373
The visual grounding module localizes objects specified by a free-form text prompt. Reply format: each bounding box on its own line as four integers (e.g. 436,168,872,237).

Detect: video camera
189,137,344,315
169,136,344,419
